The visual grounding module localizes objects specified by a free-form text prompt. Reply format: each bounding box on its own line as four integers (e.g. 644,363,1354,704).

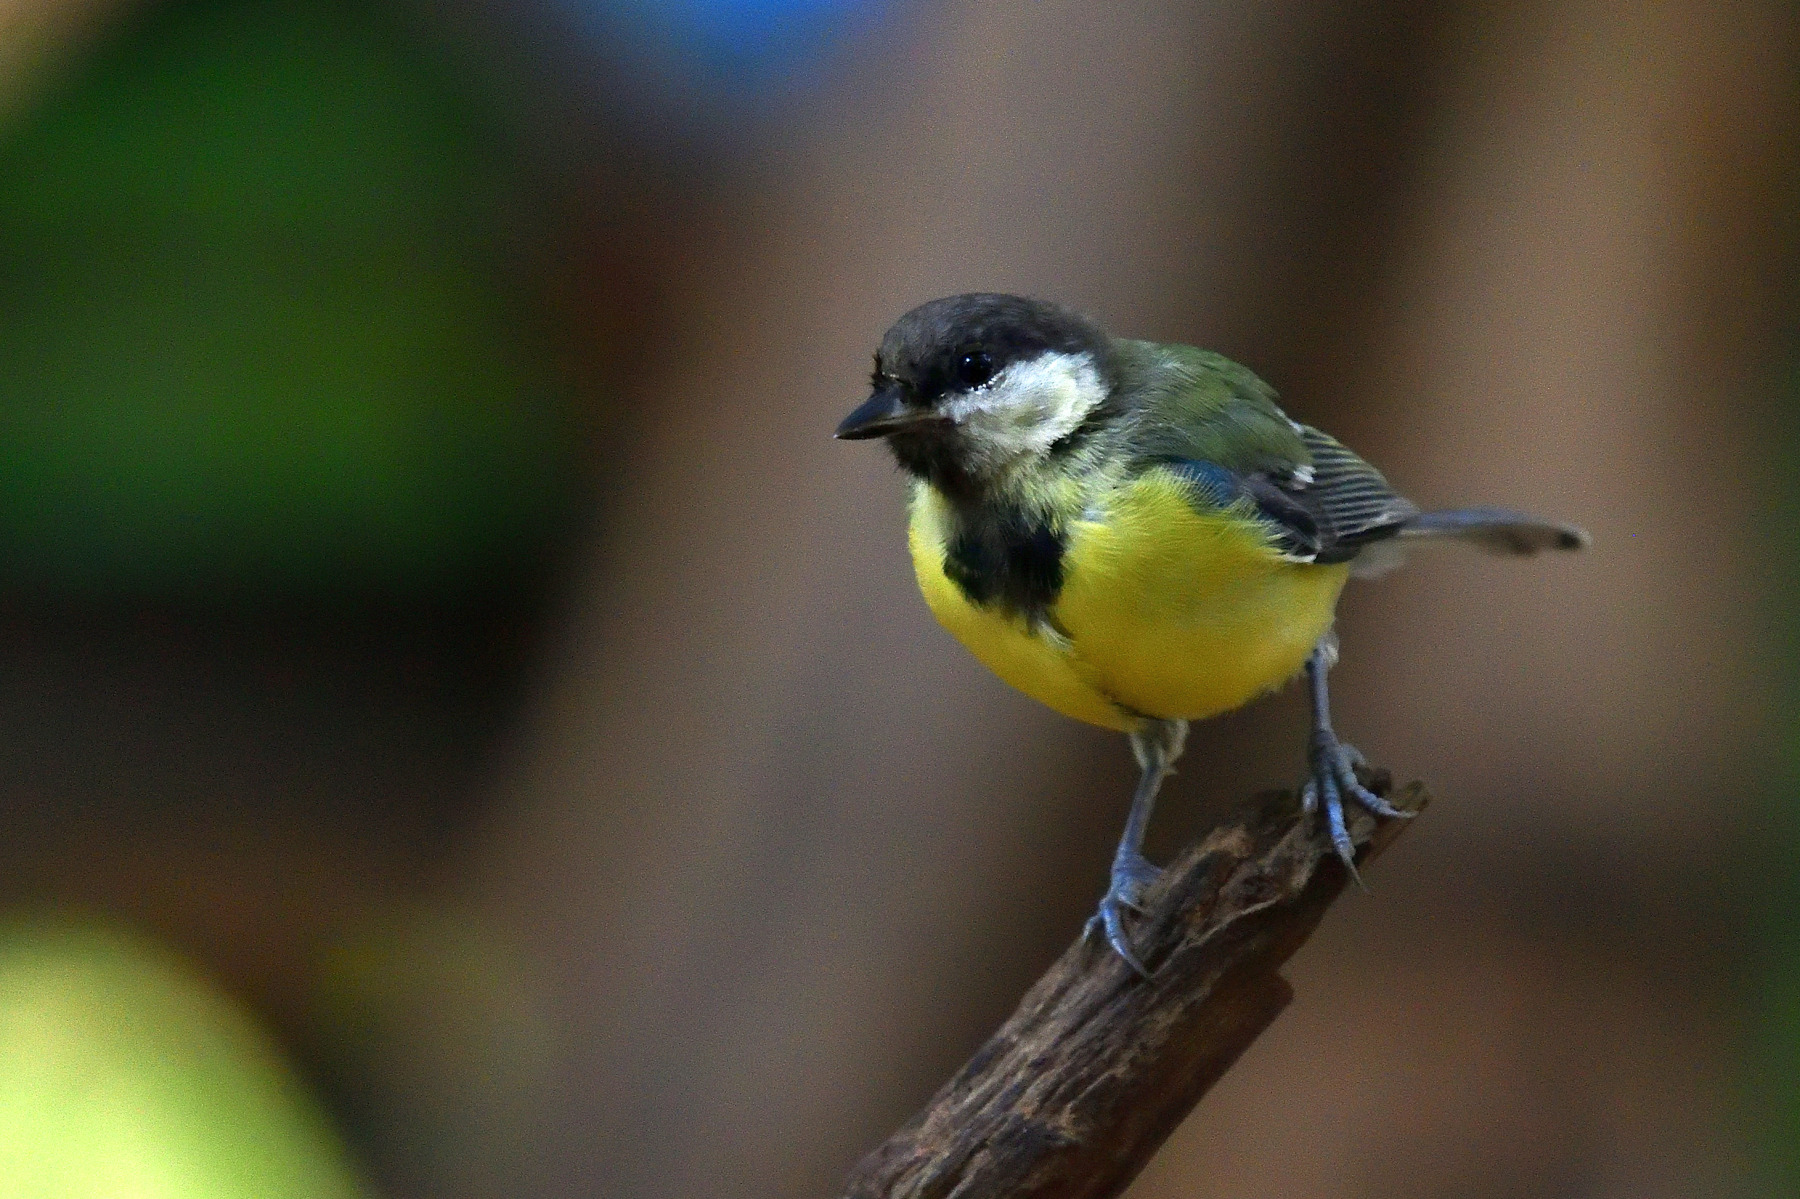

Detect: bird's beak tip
835,386,913,441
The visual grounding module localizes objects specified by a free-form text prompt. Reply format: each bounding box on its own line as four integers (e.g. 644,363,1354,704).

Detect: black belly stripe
942,511,1066,622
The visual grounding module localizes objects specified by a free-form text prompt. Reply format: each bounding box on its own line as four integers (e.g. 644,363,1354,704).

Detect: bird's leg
1087,717,1188,976
1300,635,1414,884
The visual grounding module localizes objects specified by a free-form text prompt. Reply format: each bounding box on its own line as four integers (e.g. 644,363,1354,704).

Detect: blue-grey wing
1164,426,1418,564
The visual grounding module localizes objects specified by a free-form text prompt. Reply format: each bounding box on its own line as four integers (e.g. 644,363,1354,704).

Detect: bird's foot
1301,730,1414,884
1084,853,1162,977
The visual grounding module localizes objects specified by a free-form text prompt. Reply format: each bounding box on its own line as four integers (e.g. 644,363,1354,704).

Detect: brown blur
2,0,1796,1196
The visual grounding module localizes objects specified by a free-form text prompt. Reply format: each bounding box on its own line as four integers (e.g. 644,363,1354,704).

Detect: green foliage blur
0,0,591,1189
0,0,578,600
1761,342,1800,1192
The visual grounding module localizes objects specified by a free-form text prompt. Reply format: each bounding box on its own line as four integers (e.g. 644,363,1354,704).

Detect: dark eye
955,349,995,389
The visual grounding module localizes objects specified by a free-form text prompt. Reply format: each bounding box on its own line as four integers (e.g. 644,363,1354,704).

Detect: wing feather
1162,427,1416,564
1115,342,1417,565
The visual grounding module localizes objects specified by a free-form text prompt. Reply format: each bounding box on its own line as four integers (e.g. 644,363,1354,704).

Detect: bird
836,293,1587,975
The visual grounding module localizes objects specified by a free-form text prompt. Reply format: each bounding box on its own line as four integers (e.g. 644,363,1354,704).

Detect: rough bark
840,772,1428,1199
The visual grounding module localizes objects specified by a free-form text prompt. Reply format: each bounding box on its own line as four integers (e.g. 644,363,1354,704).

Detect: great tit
837,293,1586,975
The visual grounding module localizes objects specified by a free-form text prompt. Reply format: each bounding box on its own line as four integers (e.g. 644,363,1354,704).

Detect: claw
1325,739,1413,821
1302,642,1407,884
1317,759,1361,884
1305,728,1414,887
1344,774,1412,820
1093,719,1186,981
1087,899,1151,977
1085,854,1162,977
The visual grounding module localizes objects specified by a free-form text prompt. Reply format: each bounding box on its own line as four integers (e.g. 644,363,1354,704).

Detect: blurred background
0,0,1792,1195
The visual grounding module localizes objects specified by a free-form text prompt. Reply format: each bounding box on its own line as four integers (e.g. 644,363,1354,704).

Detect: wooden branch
839,771,1428,1199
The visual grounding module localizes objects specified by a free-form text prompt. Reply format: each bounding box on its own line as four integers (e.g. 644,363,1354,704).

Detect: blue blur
563,0,897,96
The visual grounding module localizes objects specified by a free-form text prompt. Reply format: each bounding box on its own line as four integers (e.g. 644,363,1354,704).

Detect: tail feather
1351,506,1587,578
1399,507,1590,555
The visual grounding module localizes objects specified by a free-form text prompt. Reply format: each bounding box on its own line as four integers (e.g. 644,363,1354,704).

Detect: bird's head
837,294,1116,495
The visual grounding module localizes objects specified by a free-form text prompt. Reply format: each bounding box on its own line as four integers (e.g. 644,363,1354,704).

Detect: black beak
835,385,941,440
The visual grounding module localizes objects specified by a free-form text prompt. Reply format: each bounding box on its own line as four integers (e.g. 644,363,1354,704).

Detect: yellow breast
908,471,1350,733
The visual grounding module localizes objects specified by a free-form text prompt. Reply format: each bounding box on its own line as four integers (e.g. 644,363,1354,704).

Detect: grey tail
1351,506,1587,578
1399,507,1590,555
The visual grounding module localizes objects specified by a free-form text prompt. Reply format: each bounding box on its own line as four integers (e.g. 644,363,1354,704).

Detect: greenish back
1112,340,1309,475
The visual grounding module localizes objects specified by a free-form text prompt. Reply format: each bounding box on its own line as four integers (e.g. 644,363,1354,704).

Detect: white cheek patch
943,351,1107,464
